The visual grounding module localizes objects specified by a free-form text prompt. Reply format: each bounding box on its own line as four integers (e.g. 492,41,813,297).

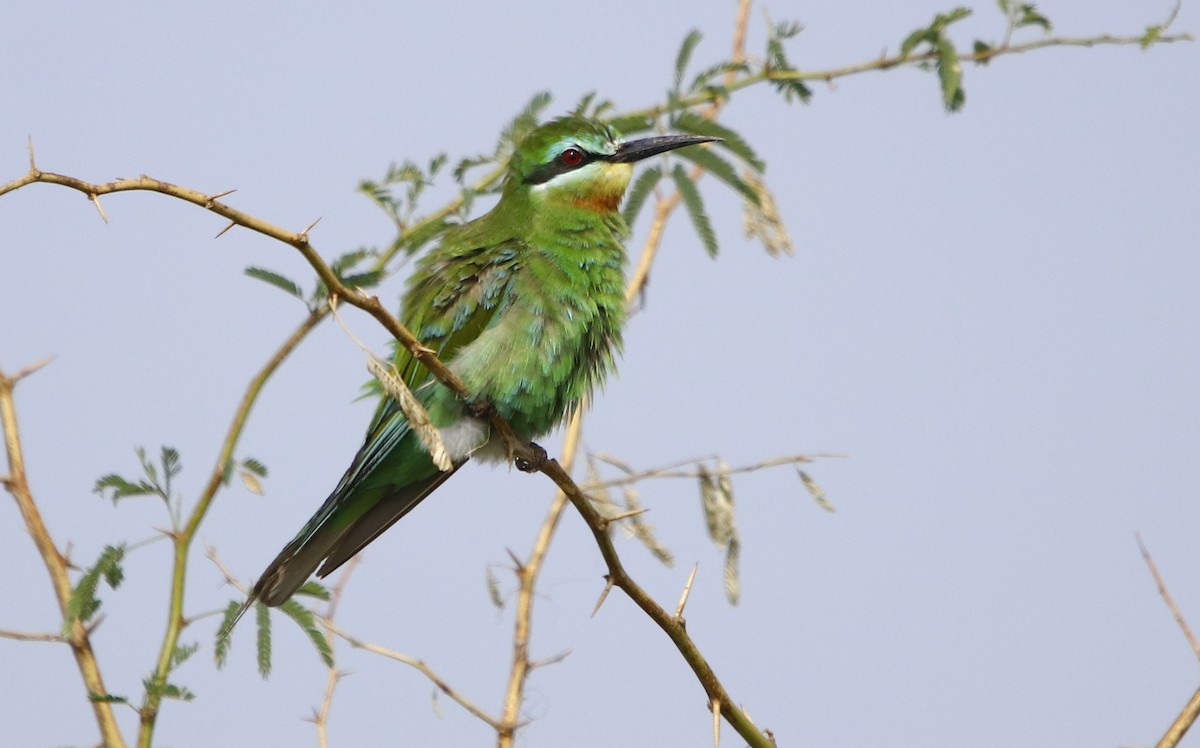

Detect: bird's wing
250,238,523,606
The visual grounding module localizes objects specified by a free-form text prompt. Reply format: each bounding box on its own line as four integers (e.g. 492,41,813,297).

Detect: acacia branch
539,455,772,747
499,4,777,744
1158,685,1200,748
1137,532,1200,747
584,452,818,492
4,9,1183,742
1,363,127,748
323,621,505,731
312,556,359,748
1137,532,1200,661
136,309,325,748
496,407,583,747
0,627,67,643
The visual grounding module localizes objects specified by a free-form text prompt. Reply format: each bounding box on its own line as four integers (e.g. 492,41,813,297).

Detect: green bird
246,116,715,609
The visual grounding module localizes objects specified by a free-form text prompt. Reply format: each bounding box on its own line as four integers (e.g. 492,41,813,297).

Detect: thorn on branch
674,563,699,623
528,650,571,670
299,216,322,241
206,189,237,206
1136,530,1200,661
88,193,109,224
504,547,525,576
26,136,38,174
214,220,237,239
1,357,54,385
598,506,650,529
591,577,615,618
711,696,722,748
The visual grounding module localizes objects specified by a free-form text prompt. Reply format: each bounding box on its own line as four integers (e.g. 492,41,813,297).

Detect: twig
0,364,127,747
1157,684,1200,748
3,8,1179,744
1135,532,1200,747
1136,532,1200,661
496,406,585,748
313,556,360,748
323,621,505,731
135,309,326,748
0,627,67,643
534,454,773,746
583,452,819,493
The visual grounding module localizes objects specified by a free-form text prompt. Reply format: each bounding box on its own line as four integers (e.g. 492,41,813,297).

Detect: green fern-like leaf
295,580,332,601
724,536,741,606
255,600,272,679
1140,24,1164,49
764,15,812,104
143,677,195,702
240,457,268,478
499,91,553,153
93,474,155,503
670,165,719,257
339,270,385,290
88,692,130,704
486,567,504,610
676,147,760,208
160,683,195,702
64,571,101,633
280,598,334,668
214,600,242,669
160,446,180,481
244,267,304,301
688,60,751,93
936,36,966,112
672,111,765,172
1015,3,1051,31
64,544,126,632
674,29,704,91
607,114,654,138
330,248,372,276
171,642,199,670
621,164,662,228
900,26,931,58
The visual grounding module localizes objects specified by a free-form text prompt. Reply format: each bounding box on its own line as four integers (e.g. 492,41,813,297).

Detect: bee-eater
248,116,716,608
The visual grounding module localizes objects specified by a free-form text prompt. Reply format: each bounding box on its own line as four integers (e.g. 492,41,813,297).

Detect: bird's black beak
606,134,721,163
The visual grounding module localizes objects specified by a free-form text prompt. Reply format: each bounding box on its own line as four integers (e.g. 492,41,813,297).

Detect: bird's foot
515,441,548,473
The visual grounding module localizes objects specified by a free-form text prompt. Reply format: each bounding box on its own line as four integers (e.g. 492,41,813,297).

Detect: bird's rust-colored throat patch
571,162,632,214
571,191,622,213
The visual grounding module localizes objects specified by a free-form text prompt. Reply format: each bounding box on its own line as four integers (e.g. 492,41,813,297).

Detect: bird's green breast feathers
388,190,628,439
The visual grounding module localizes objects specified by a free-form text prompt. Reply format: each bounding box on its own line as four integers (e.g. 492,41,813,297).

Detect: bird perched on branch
244,116,716,612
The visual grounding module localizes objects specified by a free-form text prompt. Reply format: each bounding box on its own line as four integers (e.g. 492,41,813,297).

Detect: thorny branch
1,363,127,748
1,4,1191,746
312,557,359,748
1136,533,1200,748
323,621,505,731
498,5,764,744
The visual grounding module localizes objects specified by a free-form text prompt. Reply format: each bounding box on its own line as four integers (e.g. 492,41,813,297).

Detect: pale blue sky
2,2,1198,746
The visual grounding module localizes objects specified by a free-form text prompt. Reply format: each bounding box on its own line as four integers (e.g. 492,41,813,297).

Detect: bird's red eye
559,148,584,166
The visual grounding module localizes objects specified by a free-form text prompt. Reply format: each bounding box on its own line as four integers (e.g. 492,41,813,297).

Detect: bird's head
507,116,718,213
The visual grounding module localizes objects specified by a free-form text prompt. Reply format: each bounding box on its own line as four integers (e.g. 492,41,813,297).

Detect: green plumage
246,116,716,608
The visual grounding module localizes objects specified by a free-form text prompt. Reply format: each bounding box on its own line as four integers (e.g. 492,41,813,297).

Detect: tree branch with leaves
1,3,1191,747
